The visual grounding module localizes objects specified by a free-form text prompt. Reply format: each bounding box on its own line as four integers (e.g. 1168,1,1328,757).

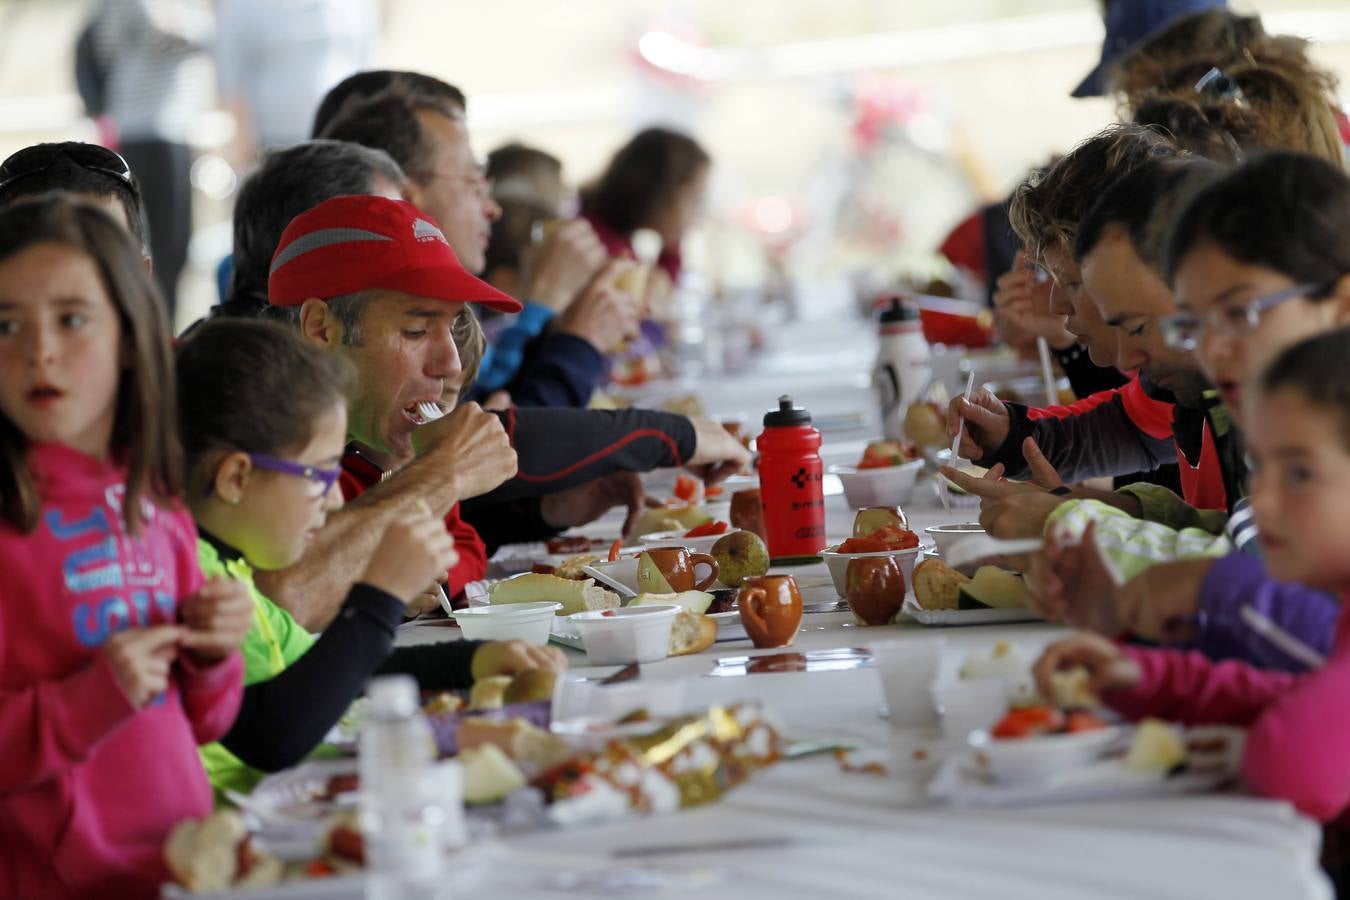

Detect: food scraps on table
856,439,921,469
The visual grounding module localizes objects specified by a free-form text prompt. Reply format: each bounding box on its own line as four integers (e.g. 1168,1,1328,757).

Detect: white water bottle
359,676,446,900
872,298,933,441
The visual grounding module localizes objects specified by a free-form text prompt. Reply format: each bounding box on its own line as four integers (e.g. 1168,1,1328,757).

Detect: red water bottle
757,395,825,564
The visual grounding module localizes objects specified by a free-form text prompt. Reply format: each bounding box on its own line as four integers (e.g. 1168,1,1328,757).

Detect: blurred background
2,0,1348,335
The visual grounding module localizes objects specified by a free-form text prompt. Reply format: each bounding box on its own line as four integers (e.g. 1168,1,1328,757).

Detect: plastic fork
940,370,977,513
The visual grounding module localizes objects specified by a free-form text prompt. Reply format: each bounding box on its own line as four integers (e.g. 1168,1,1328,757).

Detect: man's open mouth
402,401,446,426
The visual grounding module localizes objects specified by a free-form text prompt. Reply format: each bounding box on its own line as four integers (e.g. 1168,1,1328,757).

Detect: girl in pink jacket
1036,325,1350,824
0,195,251,898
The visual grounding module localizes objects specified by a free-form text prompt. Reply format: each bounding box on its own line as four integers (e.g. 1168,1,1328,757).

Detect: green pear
711,530,770,587
636,552,676,594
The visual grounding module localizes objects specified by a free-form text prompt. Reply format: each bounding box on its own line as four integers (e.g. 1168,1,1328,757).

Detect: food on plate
710,530,770,587
957,566,1030,610
667,609,718,656
503,668,560,706
868,523,920,550
322,812,365,868
989,704,1108,739
903,401,948,447
729,488,767,541
631,504,713,542
851,506,908,537
857,439,921,468
461,743,529,805
318,772,360,801
629,590,714,614
546,535,595,555
635,552,677,594
608,538,623,561
684,520,729,538
672,473,702,503
490,573,620,615
1124,719,1187,772
1049,666,1099,710
835,536,888,554
706,589,738,615
164,810,282,892
422,691,464,716
911,558,971,611
555,554,602,580
457,716,573,774
469,675,512,711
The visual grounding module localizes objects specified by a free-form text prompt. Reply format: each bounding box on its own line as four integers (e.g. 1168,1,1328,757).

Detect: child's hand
362,502,459,604
1116,558,1212,643
1033,633,1143,701
104,625,184,708
179,577,255,663
471,640,568,681
1028,520,1123,634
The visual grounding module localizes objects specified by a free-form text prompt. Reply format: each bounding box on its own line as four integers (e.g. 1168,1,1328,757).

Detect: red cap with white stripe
267,194,522,313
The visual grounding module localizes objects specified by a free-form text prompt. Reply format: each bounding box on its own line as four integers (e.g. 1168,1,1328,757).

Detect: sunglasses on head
0,143,135,193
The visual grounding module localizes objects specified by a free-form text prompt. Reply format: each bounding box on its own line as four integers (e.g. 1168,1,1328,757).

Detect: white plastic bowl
829,458,924,509
820,546,923,599
968,725,1122,784
569,604,680,665
925,523,986,557
448,601,562,646
639,528,740,555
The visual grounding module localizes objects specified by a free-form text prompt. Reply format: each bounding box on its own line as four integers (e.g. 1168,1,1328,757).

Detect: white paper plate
550,610,746,650
934,723,1236,809
901,597,1041,627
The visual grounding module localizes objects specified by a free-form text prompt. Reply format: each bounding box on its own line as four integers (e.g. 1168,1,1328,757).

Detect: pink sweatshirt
0,443,244,899
1107,596,1350,822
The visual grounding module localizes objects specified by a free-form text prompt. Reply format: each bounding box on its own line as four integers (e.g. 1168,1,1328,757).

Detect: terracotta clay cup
737,574,804,648
845,556,906,626
643,546,720,592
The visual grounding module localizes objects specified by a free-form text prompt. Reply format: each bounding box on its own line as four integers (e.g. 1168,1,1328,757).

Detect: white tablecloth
389,318,1331,899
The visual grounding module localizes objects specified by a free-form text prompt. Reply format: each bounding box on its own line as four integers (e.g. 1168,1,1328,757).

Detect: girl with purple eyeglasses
178,319,564,801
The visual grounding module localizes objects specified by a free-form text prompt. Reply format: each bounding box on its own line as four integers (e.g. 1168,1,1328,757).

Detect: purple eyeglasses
246,454,342,496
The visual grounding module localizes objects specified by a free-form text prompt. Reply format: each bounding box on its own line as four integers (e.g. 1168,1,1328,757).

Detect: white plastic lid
365,674,418,717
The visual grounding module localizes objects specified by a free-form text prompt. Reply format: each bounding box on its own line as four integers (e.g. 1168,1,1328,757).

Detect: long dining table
385,315,1333,899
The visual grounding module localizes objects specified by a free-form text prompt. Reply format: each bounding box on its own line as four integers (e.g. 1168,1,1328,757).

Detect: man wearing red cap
261,193,749,629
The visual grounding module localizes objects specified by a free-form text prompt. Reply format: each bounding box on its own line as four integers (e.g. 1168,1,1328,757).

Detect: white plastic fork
940,370,977,513
944,534,1045,570
416,401,445,422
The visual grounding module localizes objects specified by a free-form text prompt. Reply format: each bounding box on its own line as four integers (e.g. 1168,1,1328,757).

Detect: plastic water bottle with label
360,675,448,900
872,298,933,442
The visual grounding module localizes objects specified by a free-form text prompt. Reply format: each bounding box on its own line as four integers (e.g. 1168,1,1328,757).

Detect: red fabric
1025,376,1226,511
0,443,243,899
339,452,488,599
1106,598,1350,822
937,208,987,282
581,213,682,282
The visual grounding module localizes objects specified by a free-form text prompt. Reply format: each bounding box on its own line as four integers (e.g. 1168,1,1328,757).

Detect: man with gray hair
222,143,748,627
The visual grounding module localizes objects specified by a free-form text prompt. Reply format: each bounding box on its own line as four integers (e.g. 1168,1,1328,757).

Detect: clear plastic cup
869,638,945,728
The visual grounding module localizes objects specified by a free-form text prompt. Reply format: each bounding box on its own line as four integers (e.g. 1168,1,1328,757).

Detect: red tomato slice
684,521,729,538
673,475,700,502
608,538,623,562
837,537,889,554
868,524,920,549
1064,711,1108,733
991,706,1064,739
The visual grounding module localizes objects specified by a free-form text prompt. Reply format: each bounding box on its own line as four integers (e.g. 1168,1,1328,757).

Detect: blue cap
1073,0,1229,98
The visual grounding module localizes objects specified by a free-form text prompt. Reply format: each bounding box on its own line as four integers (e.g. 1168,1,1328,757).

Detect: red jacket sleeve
1106,645,1295,727
444,501,488,597
1027,384,1125,422
176,651,245,746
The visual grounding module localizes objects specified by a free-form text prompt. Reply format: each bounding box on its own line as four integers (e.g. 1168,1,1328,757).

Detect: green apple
711,530,770,587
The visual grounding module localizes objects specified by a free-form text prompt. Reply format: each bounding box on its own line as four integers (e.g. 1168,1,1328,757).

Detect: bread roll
668,609,717,656
911,558,970,611
555,554,601,580
469,675,512,711
490,573,620,615
457,716,572,773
